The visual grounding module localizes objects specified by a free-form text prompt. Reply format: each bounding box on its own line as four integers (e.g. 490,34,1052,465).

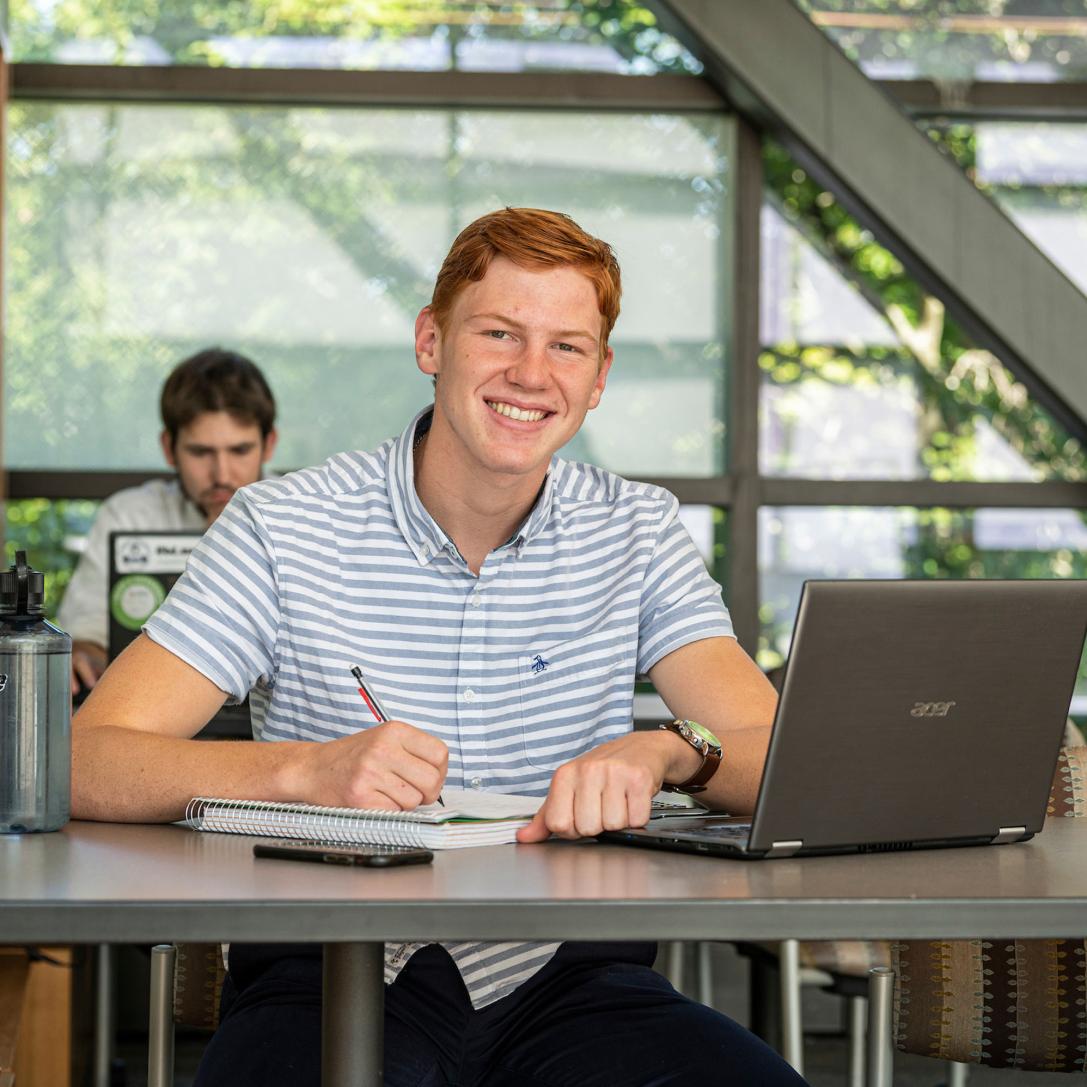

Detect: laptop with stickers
108,530,202,661
107,530,251,738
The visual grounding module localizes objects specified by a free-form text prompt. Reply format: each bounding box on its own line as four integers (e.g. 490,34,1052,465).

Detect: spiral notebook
185,789,704,850
184,789,545,849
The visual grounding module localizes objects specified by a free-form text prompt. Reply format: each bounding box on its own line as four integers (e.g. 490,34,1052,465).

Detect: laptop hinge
767,839,803,858
992,825,1028,844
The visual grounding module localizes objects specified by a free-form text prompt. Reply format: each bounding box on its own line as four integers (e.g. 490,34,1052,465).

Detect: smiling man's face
415,257,612,485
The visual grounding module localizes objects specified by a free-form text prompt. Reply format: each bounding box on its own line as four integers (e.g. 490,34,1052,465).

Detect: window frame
6,62,1087,657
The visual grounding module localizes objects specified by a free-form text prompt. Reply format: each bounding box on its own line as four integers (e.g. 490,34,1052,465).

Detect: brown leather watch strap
674,748,722,793
659,720,723,795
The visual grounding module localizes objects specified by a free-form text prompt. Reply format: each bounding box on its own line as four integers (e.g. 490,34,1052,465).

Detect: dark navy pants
194,941,809,1086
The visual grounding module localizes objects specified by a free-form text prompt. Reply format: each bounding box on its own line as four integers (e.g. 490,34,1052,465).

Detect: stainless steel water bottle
0,550,71,833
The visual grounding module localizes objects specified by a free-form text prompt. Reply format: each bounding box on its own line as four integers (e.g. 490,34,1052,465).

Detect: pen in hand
350,665,388,722
349,666,444,806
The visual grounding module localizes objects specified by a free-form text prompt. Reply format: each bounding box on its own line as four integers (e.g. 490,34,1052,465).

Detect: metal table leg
748,952,781,1047
866,966,895,1087
779,938,804,1076
947,1060,970,1086
148,945,176,1087
847,995,867,1087
696,942,713,1008
664,941,685,993
322,942,384,1087
94,944,114,1087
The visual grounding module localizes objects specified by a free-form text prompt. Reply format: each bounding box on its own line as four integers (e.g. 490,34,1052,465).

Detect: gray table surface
2,818,1087,944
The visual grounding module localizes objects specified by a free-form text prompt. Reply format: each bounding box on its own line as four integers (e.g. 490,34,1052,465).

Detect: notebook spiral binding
184,797,429,847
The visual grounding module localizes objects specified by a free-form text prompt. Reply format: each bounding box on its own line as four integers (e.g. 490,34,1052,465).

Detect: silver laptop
600,579,1087,860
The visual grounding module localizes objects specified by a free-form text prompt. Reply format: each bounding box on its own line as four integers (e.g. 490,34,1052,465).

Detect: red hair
430,207,622,354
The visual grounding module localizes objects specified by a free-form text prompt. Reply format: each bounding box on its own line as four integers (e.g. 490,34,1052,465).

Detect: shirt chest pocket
514,632,630,771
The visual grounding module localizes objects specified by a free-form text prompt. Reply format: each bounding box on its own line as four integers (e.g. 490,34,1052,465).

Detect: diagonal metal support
653,0,1087,440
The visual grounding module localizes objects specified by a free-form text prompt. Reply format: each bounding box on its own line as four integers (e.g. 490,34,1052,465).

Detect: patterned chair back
892,745,1087,1071
172,942,227,1030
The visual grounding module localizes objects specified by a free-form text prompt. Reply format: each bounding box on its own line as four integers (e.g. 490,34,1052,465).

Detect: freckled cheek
458,347,502,375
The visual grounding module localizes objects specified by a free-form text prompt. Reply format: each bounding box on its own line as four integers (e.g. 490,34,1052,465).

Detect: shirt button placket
460,579,486,790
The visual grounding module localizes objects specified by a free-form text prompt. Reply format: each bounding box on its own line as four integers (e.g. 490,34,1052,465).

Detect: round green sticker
110,575,167,631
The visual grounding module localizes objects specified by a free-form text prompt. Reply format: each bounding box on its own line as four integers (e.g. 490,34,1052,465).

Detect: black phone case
253,843,433,867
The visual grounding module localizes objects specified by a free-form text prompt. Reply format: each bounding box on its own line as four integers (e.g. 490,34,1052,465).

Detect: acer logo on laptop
910,700,956,718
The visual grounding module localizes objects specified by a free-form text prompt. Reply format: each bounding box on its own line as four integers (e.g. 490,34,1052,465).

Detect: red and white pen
350,665,388,722
349,666,443,805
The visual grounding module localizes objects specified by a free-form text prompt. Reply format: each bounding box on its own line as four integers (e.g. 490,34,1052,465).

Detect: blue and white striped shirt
145,405,734,1008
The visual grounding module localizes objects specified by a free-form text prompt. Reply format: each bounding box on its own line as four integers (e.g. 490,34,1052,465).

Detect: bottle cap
0,550,45,615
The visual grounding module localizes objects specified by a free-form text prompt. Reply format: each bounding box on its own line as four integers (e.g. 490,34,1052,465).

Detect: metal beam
760,478,1087,510
13,470,1087,512
7,470,172,500
634,477,732,506
8,63,726,112
726,118,763,655
882,79,1087,121
652,0,1087,443
13,63,1087,131
6,469,733,506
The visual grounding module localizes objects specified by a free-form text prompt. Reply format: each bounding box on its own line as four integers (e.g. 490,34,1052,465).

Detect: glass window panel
758,505,1087,710
965,121,1087,299
10,0,700,74
4,499,100,620
760,140,1087,482
800,1,1087,83
6,102,731,478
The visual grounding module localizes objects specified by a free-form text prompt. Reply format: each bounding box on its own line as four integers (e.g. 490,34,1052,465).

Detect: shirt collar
515,469,556,554
387,405,558,566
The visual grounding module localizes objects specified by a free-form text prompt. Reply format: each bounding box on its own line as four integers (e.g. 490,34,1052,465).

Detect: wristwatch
658,720,723,794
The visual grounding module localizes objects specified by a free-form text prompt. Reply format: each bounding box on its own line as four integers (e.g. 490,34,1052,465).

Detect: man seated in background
58,347,277,692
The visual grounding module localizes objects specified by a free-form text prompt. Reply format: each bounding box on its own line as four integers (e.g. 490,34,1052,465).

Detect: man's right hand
71,641,108,695
286,720,448,811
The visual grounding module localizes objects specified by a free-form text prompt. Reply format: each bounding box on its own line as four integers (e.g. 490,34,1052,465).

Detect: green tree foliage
797,1,1087,81
761,132,1087,669
9,0,694,72
764,135,1087,484
4,500,99,620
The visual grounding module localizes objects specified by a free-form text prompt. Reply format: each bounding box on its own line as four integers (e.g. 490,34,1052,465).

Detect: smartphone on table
253,841,434,867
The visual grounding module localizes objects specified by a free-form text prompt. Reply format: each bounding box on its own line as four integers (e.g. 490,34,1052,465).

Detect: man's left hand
516,730,701,843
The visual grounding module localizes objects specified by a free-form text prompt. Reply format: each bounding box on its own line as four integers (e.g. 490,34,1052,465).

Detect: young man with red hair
72,208,804,1085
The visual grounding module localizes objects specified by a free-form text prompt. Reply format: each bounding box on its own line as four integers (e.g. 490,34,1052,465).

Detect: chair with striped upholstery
147,942,226,1086
864,744,1087,1082
893,937,1087,1072
172,942,226,1031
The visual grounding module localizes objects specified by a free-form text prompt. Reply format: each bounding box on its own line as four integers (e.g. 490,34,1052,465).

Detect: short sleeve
143,495,280,702
636,495,734,675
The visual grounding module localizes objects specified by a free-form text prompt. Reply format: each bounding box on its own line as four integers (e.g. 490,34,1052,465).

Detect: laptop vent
858,840,915,854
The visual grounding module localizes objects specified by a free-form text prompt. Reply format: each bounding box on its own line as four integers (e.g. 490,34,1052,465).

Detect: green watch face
681,720,720,748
